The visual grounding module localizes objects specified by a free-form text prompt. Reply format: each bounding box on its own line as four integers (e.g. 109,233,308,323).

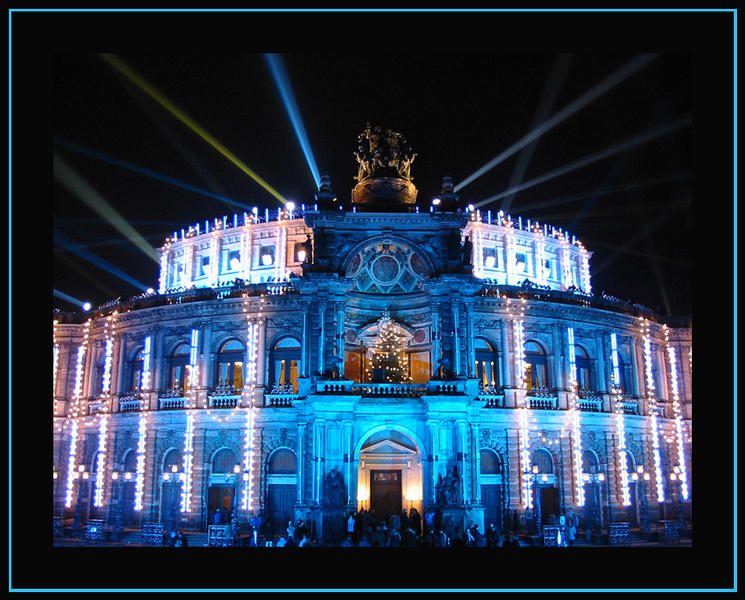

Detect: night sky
39,12,727,319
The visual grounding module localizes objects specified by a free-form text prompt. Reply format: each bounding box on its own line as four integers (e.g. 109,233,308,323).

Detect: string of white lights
134,411,148,511
65,319,91,507
641,318,665,503
610,332,631,506
664,325,689,501
180,327,199,513
566,326,585,507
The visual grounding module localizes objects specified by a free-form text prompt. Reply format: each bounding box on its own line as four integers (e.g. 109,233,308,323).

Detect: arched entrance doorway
356,428,423,523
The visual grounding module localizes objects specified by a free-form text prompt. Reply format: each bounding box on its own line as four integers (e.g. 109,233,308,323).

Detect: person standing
409,507,422,538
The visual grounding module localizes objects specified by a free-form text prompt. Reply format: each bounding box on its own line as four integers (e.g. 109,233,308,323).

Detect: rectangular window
515,253,527,274
197,256,210,279
483,247,497,269
259,245,275,267
409,351,430,383
222,249,241,273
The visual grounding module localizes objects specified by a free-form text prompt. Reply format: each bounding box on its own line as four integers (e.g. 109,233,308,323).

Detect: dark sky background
24,11,731,320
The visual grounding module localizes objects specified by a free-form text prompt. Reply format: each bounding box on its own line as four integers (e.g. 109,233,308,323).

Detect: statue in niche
324,468,345,506
301,234,313,264
460,236,473,266
436,465,462,505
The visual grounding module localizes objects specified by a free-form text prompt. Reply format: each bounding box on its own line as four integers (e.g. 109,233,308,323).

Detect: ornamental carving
354,123,417,182
346,240,430,294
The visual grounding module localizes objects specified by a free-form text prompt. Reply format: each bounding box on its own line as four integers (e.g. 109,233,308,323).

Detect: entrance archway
355,427,424,522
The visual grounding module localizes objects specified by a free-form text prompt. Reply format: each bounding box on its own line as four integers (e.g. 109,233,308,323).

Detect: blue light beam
54,229,151,293
53,289,88,310
264,54,321,188
455,54,660,192
474,115,691,209
55,138,252,212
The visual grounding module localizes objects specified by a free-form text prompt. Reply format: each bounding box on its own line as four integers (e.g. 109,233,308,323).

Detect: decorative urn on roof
351,123,418,211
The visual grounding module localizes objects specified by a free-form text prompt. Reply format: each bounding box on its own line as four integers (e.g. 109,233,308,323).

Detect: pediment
361,439,417,456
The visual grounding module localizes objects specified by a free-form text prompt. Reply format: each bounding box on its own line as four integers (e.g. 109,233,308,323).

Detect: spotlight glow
100,54,287,204
265,54,321,188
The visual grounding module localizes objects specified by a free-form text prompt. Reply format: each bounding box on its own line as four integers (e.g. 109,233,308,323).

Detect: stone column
595,331,607,393
630,336,642,397
115,334,128,396
153,328,166,393
432,304,441,377
318,301,327,376
296,422,306,505
456,420,470,504
471,423,482,505
506,429,522,516
452,304,461,376
257,318,267,387
301,304,310,377
427,419,440,504
552,323,564,390
343,420,354,506
312,419,326,505
499,319,512,388
201,325,213,390
336,303,345,377
465,303,475,378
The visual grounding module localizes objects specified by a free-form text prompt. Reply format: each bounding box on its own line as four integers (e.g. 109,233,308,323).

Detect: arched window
212,448,239,474
268,449,297,474
531,448,553,474
582,450,599,474
575,345,594,391
624,451,636,475
129,348,144,392
168,343,191,393
525,341,550,390
122,449,137,474
162,449,182,473
475,337,499,388
480,449,502,475
269,337,301,393
216,339,245,391
616,354,629,393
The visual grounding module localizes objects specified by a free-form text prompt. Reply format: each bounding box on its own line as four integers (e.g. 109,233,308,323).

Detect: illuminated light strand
53,320,60,405
664,326,689,500
64,420,79,508
566,327,585,506
93,415,109,507
158,244,170,293
508,298,533,509
472,225,483,279
610,332,631,506
141,335,153,390
560,240,573,290
241,293,264,512
134,411,148,511
180,328,200,513
579,247,592,294
641,319,665,502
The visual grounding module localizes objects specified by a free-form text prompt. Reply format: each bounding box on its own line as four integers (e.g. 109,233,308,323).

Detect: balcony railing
353,383,427,398
528,396,558,410
119,396,143,412
264,394,297,407
427,381,467,395
578,396,602,412
87,398,109,414
478,384,505,408
159,397,186,410
208,395,239,408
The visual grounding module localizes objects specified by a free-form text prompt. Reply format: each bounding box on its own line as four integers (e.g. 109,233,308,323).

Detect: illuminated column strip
158,243,170,293
141,335,153,390
240,228,252,283
134,411,148,511
641,319,665,502
241,312,260,511
535,240,547,286
93,415,109,507
610,332,631,506
505,232,515,286
566,327,585,506
509,298,533,510
102,337,114,394
275,224,287,282
180,327,199,513
64,420,79,508
664,326,689,500
560,241,572,290
209,232,220,287
579,246,592,294
53,320,59,401
472,224,483,279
